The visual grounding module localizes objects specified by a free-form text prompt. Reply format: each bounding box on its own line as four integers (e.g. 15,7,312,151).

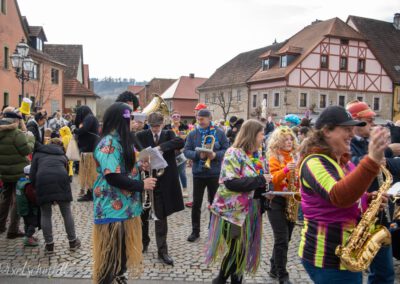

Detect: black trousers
0,182,20,234
141,189,168,254
191,177,219,234
218,224,243,284
266,197,295,281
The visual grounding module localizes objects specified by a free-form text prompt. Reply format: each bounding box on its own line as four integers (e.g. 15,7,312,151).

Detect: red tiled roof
348,15,400,83
29,48,66,67
198,42,286,91
162,76,207,100
64,79,99,98
44,44,83,79
248,17,365,83
128,85,145,94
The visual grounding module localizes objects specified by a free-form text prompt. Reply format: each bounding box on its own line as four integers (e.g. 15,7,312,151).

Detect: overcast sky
18,0,399,81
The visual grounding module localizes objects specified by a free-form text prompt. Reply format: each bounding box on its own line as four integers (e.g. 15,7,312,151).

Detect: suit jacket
135,129,185,218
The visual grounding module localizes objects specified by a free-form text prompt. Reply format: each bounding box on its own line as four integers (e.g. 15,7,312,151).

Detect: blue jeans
302,259,362,284
368,245,394,284
178,161,187,188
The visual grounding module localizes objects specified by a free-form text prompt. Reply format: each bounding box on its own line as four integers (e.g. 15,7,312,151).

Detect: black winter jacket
74,114,99,152
30,144,72,206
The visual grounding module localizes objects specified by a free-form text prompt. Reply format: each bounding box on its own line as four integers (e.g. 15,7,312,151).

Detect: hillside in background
92,77,147,118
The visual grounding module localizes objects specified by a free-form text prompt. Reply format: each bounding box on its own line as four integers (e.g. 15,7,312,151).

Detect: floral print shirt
93,134,142,224
210,147,266,226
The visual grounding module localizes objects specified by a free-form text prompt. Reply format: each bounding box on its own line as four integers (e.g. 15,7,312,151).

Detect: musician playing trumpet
135,112,185,266
183,109,229,243
266,126,299,284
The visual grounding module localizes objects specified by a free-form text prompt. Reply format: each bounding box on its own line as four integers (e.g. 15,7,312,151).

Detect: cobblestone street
0,170,399,283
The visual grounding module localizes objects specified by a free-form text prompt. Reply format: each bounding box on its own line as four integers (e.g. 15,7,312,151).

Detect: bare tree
27,64,58,110
207,90,237,121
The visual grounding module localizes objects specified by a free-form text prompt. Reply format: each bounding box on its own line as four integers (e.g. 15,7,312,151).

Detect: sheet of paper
139,147,168,170
388,182,400,196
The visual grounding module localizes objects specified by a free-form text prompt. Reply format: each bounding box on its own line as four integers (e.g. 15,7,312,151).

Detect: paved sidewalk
0,170,399,283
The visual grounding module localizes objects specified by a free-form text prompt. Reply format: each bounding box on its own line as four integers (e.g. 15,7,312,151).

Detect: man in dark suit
135,112,185,266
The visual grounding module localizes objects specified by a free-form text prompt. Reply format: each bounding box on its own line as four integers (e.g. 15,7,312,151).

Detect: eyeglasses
171,115,181,119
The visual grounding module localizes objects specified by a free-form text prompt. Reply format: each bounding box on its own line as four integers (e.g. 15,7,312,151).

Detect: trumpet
203,135,215,169
141,155,159,221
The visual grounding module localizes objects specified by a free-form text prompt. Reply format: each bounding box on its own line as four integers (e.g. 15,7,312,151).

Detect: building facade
197,42,285,121
347,14,400,121
0,0,29,109
248,18,392,120
44,44,98,114
160,74,207,122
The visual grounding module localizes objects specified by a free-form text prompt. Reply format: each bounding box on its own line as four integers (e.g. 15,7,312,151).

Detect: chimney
312,19,322,25
189,73,195,78
394,13,400,30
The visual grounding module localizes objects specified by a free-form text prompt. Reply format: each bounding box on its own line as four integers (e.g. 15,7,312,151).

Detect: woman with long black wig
74,105,99,201
92,102,156,284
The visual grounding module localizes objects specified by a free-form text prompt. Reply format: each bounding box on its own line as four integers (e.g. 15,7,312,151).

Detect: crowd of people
0,93,399,284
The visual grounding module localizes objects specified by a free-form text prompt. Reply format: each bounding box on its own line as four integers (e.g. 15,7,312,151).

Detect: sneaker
24,236,38,247
69,238,81,251
185,201,193,208
187,232,199,242
45,243,54,254
182,188,189,198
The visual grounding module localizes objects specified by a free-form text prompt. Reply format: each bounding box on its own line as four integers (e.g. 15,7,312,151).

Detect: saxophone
335,165,392,272
285,153,301,222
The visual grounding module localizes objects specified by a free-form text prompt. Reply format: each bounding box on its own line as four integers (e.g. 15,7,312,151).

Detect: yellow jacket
59,126,74,176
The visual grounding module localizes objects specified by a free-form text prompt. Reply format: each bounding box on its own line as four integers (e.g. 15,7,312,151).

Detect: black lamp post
10,39,34,98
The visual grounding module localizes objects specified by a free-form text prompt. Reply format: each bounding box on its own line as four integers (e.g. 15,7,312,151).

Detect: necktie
154,133,159,145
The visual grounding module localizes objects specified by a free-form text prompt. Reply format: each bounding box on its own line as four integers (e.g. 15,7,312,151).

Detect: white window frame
280,56,287,68
273,92,280,108
36,38,43,51
319,94,328,109
298,92,308,108
337,94,347,107
373,95,381,111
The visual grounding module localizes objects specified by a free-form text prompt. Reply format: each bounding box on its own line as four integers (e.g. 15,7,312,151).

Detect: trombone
141,154,159,221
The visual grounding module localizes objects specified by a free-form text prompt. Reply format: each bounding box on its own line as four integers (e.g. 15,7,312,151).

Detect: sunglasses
171,115,181,119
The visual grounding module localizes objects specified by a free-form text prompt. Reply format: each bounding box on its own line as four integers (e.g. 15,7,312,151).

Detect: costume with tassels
205,147,267,280
92,134,143,283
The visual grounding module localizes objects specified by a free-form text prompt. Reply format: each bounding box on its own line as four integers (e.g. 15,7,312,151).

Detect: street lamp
10,39,35,98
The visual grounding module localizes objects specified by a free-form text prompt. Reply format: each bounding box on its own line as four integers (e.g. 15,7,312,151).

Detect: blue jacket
350,136,400,226
184,127,229,178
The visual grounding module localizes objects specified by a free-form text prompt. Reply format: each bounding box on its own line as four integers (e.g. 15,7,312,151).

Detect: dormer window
280,55,287,68
262,59,270,71
36,38,43,51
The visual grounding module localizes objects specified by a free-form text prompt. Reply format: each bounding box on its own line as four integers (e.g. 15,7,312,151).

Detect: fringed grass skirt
93,217,143,283
79,152,97,189
205,200,262,276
